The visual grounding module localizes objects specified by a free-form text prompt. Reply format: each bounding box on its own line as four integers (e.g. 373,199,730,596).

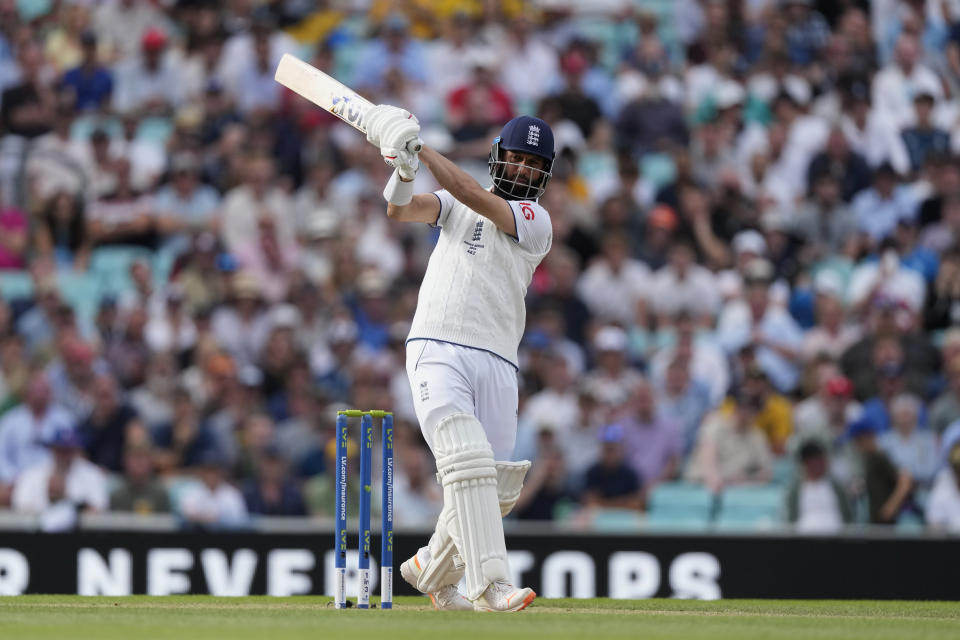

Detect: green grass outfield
3,596,959,640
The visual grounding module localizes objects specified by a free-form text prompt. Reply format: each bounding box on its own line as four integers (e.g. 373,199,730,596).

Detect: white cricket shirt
407,190,552,368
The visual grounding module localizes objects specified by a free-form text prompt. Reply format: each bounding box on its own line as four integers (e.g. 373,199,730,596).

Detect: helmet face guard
488,137,553,201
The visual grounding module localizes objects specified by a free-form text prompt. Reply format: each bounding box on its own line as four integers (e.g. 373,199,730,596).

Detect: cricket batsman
364,105,554,611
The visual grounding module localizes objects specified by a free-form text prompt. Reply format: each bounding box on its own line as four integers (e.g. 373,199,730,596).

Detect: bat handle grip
406,138,423,154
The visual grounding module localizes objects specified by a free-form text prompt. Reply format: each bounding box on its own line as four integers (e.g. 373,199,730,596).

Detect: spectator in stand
785,439,852,533
0,370,74,505
390,443,442,528
926,441,960,532
648,240,720,324
792,173,859,260
219,153,294,255
582,424,644,512
109,438,171,514
86,158,155,249
717,258,804,394
152,388,218,475
850,163,918,246
60,30,112,112
111,27,183,116
581,326,644,408
878,393,938,489
515,444,577,521
618,378,683,488
12,427,107,531
848,415,913,524
0,188,27,270
656,355,712,456
578,232,651,327
901,89,950,174
77,372,139,473
152,153,220,254
929,354,960,435
686,391,774,493
34,192,89,271
802,272,862,363
178,449,248,529
806,127,872,204
721,365,794,455
872,33,943,127
242,445,306,517
352,12,428,92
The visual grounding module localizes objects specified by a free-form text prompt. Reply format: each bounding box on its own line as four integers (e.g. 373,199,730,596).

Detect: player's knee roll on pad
414,459,531,594
432,412,509,600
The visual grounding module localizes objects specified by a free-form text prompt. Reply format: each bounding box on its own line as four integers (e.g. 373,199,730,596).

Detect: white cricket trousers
405,339,519,460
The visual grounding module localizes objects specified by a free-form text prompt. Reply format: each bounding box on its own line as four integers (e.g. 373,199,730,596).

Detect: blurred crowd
3,0,960,534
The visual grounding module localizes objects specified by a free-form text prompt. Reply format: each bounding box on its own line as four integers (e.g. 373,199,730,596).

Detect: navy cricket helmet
488,115,555,201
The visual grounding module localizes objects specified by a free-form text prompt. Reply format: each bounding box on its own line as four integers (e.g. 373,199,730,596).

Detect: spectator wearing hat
242,444,307,517
211,271,270,368
0,371,74,505
582,326,644,408
802,272,862,362
717,258,804,393
178,448,249,529
848,414,913,524
582,424,644,511
900,89,950,173
112,27,184,115
926,441,960,532
635,204,679,269
109,439,171,514
550,48,603,139
850,163,919,246
785,438,853,532
794,364,863,442
686,389,774,493
12,427,108,531
878,393,938,488
60,31,113,112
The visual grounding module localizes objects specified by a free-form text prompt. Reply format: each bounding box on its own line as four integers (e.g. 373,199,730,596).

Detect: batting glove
365,104,417,148
383,146,420,181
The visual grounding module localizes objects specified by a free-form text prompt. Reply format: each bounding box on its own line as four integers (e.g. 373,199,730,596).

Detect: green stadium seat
647,482,715,518
591,508,643,532
57,271,101,330
136,117,174,145
772,457,796,485
644,510,711,532
90,246,155,297
717,485,785,528
0,270,34,301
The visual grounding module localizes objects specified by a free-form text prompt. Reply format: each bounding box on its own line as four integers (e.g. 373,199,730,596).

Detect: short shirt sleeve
506,200,552,257
432,189,457,228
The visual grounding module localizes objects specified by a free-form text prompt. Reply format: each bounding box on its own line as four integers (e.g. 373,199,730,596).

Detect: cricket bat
274,53,421,153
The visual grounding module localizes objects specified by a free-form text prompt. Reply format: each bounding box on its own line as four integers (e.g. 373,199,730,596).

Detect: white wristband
383,169,414,206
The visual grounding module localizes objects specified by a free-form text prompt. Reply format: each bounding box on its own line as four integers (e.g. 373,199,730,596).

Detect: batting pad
433,413,508,600
416,459,532,593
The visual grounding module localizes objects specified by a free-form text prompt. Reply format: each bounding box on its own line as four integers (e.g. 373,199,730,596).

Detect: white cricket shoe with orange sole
472,579,536,612
400,554,473,611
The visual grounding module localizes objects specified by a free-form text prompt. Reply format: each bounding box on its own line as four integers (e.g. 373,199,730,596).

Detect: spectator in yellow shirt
721,365,793,455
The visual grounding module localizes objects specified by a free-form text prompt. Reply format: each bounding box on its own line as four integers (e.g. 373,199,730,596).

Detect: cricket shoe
400,554,473,611
472,579,536,612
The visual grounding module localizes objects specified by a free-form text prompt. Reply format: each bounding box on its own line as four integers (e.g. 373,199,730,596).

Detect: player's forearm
419,146,482,208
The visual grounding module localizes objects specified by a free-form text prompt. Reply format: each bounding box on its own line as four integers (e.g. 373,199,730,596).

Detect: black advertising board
0,530,956,600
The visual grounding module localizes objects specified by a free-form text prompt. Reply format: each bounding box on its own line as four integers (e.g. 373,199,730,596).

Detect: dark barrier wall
0,530,957,599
